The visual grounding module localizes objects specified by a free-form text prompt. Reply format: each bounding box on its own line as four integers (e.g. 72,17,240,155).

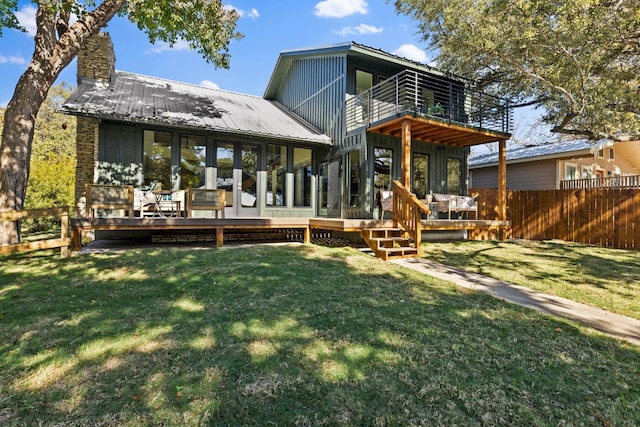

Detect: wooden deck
71,216,510,252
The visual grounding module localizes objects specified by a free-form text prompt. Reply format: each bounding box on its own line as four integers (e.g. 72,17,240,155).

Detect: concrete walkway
392,257,640,346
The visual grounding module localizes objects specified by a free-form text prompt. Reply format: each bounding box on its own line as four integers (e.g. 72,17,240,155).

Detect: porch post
401,119,411,188
498,138,507,239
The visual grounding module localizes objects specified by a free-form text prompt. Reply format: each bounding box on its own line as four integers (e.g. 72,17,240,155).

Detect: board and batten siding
470,159,557,190
274,54,346,146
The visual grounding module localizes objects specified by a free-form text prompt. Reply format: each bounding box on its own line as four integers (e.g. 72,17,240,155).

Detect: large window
293,147,312,207
143,130,172,190
180,134,206,189
348,150,360,207
266,144,286,207
413,153,430,199
447,157,462,194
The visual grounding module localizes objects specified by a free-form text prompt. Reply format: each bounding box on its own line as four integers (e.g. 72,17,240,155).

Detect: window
608,148,615,160
355,70,373,93
374,147,393,192
413,153,430,199
266,144,286,206
598,148,604,158
293,148,312,207
143,130,172,190
355,70,373,121
565,163,578,180
180,134,207,189
581,165,593,179
348,150,361,207
447,157,462,194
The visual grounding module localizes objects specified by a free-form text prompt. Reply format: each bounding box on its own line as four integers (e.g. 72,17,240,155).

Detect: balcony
560,175,640,190
345,69,512,146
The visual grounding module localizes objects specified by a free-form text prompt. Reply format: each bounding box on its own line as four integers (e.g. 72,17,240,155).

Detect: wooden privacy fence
0,207,71,257
470,188,640,250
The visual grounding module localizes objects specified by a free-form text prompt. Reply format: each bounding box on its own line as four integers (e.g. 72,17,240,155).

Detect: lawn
419,239,640,320
1,244,639,426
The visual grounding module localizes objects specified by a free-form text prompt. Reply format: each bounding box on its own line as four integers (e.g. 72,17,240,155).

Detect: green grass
1,244,639,426
420,239,640,320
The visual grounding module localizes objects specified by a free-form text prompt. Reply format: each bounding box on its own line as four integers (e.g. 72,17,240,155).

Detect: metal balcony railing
560,175,640,190
345,69,512,135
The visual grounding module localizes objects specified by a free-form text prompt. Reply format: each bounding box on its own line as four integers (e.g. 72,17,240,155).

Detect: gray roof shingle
469,138,612,167
62,71,332,146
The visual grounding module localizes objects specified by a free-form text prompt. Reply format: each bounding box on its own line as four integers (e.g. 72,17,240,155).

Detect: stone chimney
77,31,116,86
74,32,116,216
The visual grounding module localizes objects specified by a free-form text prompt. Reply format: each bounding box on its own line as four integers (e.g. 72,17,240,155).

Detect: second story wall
273,54,346,146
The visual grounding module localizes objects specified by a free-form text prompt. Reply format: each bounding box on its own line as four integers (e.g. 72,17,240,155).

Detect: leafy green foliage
0,84,76,231
125,0,242,68
395,0,640,140
0,0,20,36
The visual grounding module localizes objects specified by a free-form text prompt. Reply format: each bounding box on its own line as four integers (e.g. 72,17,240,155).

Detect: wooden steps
361,227,419,260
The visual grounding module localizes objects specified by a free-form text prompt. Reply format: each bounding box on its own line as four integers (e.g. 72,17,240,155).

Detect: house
469,139,640,190
62,33,512,225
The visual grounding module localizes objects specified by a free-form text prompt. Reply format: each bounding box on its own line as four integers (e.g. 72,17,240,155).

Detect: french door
216,142,260,217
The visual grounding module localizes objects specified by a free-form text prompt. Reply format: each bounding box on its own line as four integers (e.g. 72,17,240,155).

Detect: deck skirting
70,217,511,251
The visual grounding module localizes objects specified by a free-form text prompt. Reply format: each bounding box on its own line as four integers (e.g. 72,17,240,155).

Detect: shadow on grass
1,244,639,426
422,240,640,319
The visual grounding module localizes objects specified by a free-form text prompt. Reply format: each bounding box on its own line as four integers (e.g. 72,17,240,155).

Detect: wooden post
401,119,411,188
498,139,507,240
216,227,224,247
60,209,69,257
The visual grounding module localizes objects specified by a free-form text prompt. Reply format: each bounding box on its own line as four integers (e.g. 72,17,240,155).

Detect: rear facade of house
64,34,511,220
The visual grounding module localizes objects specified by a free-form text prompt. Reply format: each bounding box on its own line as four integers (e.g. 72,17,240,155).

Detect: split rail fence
471,188,640,250
0,207,71,257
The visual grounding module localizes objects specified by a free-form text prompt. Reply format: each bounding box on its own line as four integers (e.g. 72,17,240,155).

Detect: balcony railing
346,69,512,135
560,175,640,190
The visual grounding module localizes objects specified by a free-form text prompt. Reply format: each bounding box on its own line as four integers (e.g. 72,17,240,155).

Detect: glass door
373,147,393,219
216,143,235,217
237,144,259,216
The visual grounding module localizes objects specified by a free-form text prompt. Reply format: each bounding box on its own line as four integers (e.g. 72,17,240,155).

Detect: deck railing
391,180,430,256
560,175,640,190
346,69,512,134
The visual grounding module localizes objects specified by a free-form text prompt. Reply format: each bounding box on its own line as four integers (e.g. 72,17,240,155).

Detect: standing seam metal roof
61,71,332,146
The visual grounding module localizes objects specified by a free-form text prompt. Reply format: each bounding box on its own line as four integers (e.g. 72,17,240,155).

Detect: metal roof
62,71,332,146
469,138,612,168
264,41,458,99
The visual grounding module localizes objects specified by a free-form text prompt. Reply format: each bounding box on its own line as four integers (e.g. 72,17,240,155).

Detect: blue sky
0,0,544,144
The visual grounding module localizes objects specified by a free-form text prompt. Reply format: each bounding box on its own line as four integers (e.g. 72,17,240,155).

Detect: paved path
393,257,640,346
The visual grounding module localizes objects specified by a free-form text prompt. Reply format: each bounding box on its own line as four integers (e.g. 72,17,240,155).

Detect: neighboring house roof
469,139,613,168
264,41,461,99
62,71,332,146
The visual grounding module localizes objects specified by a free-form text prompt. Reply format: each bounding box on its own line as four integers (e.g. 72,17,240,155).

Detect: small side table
152,190,181,217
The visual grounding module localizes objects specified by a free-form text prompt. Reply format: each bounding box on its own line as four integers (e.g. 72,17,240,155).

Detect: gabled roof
62,71,332,146
264,41,461,99
469,139,613,168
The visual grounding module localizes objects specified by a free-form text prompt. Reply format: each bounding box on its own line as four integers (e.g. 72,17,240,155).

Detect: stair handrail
391,180,430,256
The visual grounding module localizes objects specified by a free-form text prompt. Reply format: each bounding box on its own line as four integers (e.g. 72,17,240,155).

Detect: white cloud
224,5,260,19
314,0,367,18
392,44,429,64
148,39,191,54
200,80,220,89
335,23,382,36
0,54,27,65
15,5,37,36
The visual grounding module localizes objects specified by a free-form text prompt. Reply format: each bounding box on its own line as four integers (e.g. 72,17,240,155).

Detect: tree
0,0,241,244
394,0,640,141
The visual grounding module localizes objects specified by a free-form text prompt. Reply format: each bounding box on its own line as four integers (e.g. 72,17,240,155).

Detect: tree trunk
0,0,124,245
